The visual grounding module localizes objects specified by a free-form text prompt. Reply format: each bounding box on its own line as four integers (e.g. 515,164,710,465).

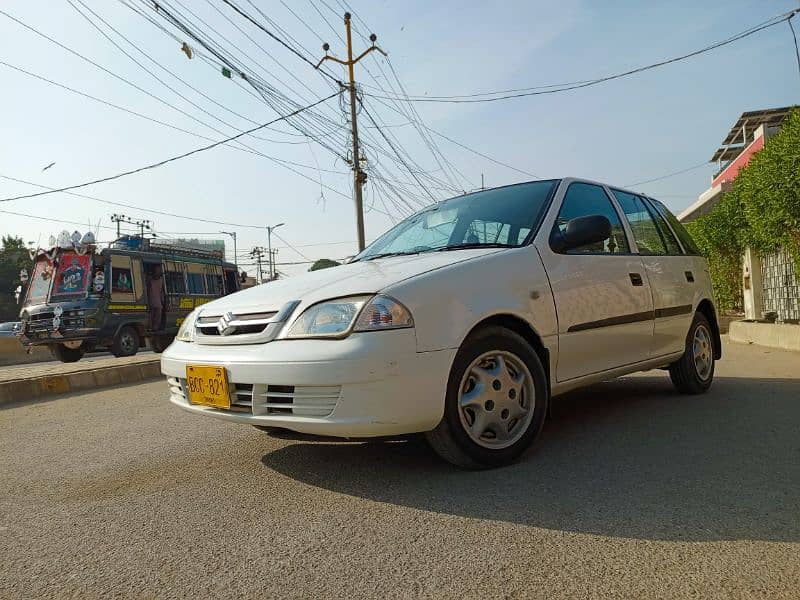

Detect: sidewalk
0,353,161,405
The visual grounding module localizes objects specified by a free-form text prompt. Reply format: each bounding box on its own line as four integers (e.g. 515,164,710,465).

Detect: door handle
629,273,644,286
685,271,695,283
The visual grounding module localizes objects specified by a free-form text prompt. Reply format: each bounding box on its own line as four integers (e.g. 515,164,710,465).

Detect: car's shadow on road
261,375,800,542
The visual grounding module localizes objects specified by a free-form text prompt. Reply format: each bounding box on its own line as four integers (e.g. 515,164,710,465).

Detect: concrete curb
0,360,162,407
729,320,800,352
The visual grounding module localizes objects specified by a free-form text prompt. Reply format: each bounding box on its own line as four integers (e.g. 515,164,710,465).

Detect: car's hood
200,248,501,315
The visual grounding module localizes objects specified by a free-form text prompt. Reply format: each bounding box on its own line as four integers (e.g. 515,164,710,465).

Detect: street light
219,231,238,270
266,223,284,281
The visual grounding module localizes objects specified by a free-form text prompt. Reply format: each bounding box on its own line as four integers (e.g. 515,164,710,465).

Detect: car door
536,181,654,382
611,190,696,358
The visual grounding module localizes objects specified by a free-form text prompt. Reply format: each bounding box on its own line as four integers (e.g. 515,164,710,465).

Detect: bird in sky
41,162,56,171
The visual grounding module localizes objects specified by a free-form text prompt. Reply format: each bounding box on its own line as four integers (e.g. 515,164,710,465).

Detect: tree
0,236,32,321
685,107,800,312
309,258,341,271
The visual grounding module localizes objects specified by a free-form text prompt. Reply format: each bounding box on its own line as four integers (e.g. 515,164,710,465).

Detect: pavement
0,351,155,383
1,338,798,598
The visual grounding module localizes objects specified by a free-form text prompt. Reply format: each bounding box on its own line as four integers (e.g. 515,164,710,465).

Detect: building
679,107,798,322
158,238,226,257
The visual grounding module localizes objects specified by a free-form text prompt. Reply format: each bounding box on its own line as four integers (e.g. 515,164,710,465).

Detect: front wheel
425,326,548,469
111,326,139,358
49,343,84,363
150,334,173,354
668,312,715,394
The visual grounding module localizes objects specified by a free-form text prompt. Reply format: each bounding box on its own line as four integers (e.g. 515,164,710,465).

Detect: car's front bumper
160,329,456,438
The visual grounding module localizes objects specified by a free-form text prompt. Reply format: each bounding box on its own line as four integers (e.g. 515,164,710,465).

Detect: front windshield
24,256,54,306
355,180,558,260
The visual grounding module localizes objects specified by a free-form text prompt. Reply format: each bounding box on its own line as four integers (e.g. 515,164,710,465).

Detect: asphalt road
1,339,798,599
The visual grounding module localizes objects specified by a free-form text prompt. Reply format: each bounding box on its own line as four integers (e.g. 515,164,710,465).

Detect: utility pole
111,214,151,239
110,213,127,238
265,223,284,281
270,249,278,280
250,247,265,284
220,230,238,270
136,219,151,238
316,13,387,252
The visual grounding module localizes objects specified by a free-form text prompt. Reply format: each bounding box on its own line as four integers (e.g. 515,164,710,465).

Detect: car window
642,197,683,254
612,190,669,255
648,198,701,255
553,183,630,254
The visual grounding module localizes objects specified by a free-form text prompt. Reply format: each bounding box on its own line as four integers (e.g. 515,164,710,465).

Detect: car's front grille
167,377,186,401
171,376,340,417
196,312,277,337
234,383,341,417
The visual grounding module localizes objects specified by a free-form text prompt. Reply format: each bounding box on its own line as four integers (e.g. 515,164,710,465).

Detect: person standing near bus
148,265,166,331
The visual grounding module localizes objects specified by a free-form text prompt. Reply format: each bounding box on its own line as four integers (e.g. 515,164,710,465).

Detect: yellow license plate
186,365,230,409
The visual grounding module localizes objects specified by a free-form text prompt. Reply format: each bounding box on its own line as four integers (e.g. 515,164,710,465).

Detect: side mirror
551,215,612,252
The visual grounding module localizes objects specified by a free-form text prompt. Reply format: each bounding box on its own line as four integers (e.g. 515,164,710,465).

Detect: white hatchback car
162,178,720,468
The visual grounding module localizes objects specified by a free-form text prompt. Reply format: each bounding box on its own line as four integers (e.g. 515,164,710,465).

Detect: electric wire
0,93,340,203
363,9,800,103
624,161,709,188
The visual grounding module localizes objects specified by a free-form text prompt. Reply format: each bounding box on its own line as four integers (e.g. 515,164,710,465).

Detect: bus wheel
50,344,84,363
150,334,173,353
111,326,139,358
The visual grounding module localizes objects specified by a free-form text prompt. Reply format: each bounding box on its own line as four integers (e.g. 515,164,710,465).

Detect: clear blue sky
0,0,797,276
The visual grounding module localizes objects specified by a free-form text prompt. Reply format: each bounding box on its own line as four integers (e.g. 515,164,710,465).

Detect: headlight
176,309,198,342
286,295,413,338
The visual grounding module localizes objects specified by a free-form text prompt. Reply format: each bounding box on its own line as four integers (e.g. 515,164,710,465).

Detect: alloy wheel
692,324,713,381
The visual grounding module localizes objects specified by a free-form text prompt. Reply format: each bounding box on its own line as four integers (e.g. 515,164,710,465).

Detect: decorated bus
19,231,240,362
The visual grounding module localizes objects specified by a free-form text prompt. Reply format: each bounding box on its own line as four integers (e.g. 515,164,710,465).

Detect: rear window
648,198,701,255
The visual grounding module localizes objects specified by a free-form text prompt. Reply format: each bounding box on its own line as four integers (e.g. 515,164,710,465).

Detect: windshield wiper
358,250,425,262
435,242,516,252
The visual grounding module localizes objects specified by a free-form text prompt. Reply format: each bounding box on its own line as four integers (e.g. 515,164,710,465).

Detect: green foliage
0,236,32,321
685,108,800,312
308,258,341,272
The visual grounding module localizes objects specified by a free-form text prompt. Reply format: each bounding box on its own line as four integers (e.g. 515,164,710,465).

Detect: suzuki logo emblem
217,311,236,335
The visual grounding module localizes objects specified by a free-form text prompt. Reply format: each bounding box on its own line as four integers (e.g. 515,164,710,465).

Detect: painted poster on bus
52,253,91,298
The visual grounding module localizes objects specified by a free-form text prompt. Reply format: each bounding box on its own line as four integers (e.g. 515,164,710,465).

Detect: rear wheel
49,343,84,363
425,326,548,469
111,326,139,358
669,312,715,394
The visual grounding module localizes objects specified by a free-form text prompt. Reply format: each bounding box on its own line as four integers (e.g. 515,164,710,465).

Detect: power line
0,92,340,203
220,0,342,84
271,230,311,261
789,13,800,82
138,0,349,159
624,161,709,188
0,59,351,179
367,94,537,178
363,9,800,104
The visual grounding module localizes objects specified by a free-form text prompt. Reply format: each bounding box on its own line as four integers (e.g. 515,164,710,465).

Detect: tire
111,325,140,358
669,312,715,394
425,326,549,469
150,334,173,354
49,344,84,363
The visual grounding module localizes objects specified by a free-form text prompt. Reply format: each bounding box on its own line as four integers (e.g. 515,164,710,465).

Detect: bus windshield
25,255,54,306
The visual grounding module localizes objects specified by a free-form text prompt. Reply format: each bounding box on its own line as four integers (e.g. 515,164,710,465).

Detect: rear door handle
629,273,643,286
685,271,695,283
